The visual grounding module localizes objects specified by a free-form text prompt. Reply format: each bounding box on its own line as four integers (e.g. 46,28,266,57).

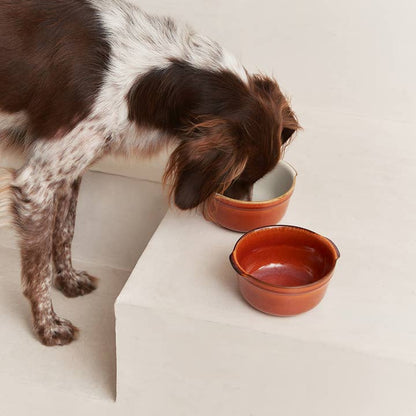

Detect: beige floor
0,246,128,403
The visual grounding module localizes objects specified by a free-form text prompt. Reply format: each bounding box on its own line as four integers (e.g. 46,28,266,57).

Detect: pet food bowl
205,160,297,233
230,225,340,316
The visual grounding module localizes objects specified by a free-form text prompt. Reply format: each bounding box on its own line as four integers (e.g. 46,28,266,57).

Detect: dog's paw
36,315,79,346
54,270,98,298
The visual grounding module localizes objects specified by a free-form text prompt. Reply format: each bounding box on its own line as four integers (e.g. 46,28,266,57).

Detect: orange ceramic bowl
205,160,297,233
230,225,340,316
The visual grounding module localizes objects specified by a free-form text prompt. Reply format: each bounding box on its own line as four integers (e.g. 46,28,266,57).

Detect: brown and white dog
0,0,299,346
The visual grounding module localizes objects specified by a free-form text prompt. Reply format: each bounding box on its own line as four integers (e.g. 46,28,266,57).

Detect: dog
0,0,299,346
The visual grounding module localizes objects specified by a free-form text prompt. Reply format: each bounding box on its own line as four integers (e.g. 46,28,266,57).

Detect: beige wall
135,0,415,124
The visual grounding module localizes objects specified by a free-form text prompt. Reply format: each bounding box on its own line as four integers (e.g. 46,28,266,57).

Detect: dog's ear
164,119,248,210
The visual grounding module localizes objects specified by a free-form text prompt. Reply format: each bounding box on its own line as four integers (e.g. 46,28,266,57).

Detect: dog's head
220,75,299,202
164,72,299,209
128,61,299,209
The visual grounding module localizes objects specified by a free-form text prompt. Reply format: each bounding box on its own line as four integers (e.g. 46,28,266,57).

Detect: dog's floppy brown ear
164,119,248,210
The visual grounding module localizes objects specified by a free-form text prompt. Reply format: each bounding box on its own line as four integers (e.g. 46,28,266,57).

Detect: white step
115,210,416,415
114,112,416,414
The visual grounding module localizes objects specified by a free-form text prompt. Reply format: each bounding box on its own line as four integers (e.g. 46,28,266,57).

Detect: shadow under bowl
230,225,340,316
205,160,297,233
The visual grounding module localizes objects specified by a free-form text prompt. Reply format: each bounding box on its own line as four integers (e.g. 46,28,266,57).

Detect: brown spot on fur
0,0,110,139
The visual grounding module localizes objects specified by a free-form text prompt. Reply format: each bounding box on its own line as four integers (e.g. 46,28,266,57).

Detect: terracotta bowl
230,225,340,316
205,160,297,233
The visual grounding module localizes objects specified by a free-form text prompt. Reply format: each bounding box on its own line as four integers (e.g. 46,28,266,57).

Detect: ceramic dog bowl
205,160,297,233
230,225,340,316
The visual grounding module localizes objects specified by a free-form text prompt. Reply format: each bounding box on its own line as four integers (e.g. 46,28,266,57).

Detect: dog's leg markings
11,123,106,346
53,177,98,297
13,171,80,346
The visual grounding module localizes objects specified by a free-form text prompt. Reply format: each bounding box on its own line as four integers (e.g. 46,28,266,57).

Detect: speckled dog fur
0,0,299,346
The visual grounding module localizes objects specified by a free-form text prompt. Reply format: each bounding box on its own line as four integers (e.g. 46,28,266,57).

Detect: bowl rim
230,225,340,292
214,160,298,206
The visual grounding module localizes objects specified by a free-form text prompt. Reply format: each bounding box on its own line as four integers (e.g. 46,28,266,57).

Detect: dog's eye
282,127,295,144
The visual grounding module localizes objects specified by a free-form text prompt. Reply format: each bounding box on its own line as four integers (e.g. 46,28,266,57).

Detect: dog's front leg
53,177,98,298
12,123,107,346
13,174,79,346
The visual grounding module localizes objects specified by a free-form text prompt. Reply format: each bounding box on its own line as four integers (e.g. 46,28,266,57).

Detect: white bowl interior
251,161,296,202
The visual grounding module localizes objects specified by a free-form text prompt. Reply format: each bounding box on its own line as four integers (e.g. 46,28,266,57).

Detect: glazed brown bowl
230,225,340,316
205,160,297,233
